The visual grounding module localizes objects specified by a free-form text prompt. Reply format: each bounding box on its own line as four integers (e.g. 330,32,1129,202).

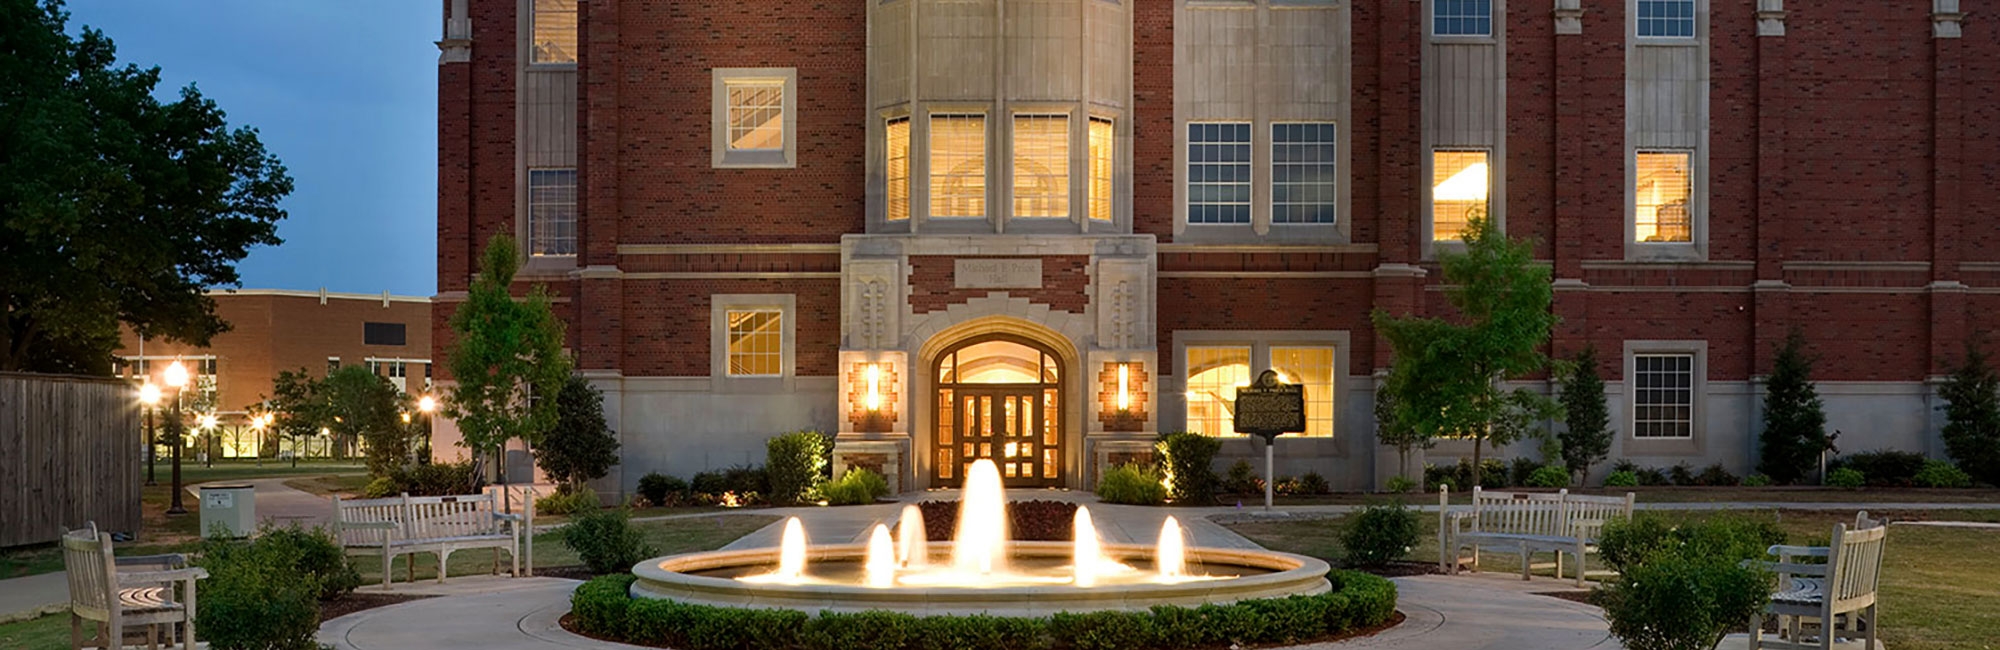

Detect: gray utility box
199,484,257,538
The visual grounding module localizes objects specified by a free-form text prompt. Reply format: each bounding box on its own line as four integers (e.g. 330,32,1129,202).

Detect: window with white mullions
1088,118,1115,223
1187,122,1251,225
726,82,785,151
1636,0,1695,38
726,309,784,377
1632,354,1694,438
1271,123,1338,225
930,114,988,219
528,168,577,256
1432,0,1492,36
886,117,911,222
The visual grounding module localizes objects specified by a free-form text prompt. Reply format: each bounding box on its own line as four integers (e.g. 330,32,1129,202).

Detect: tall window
930,114,987,218
1187,122,1252,224
528,168,578,256
1185,347,1252,437
1272,123,1338,224
1635,151,1692,243
1636,0,1696,38
725,82,785,151
1432,0,1493,36
726,310,783,377
886,117,911,222
1012,115,1070,219
530,0,578,64
1088,118,1115,222
1632,354,1694,438
1270,347,1335,437
1431,150,1489,241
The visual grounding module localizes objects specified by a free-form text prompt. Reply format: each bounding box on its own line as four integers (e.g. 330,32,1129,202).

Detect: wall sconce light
864,363,883,412
1117,363,1131,411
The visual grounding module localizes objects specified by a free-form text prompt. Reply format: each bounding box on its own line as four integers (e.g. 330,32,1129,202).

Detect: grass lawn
1227,508,2000,650
346,514,780,583
1212,486,2000,507
0,613,65,650
283,473,373,497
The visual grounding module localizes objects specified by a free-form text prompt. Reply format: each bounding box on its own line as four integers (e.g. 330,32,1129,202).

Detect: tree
1373,366,1434,481
1757,329,1831,484
320,365,403,475
1939,339,2000,486
1371,214,1561,487
1,0,291,373
264,369,325,468
1558,345,1612,483
535,375,620,490
445,234,572,485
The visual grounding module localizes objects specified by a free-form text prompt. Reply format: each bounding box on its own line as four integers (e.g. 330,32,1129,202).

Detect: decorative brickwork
908,256,1091,315
1097,362,1150,432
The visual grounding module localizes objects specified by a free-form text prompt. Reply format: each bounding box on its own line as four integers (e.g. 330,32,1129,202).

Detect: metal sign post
1233,370,1306,512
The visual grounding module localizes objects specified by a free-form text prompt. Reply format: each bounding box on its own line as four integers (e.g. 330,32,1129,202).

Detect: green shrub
767,430,832,505
401,460,477,496
917,614,1048,650
254,525,362,600
1667,462,1698,486
1223,459,1260,495
809,610,924,650
637,472,690,507
1509,457,1542,487
1742,473,1772,487
560,508,657,575
1694,463,1740,487
1155,432,1221,503
1598,513,1785,575
1049,610,1156,650
723,464,772,498
1526,465,1570,488
1830,449,1929,487
1914,460,1974,488
1096,463,1167,506
362,476,399,498
1341,502,1420,568
1599,549,1770,650
1827,467,1866,488
1385,475,1418,494
821,468,891,505
1293,471,1332,495
1636,466,1670,486
1603,470,1639,487
537,485,601,515
196,526,353,650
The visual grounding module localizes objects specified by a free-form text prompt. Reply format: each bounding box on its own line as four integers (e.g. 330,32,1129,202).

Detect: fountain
631,459,1331,615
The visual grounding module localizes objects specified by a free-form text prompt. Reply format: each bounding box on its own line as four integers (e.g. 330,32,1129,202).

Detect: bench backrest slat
333,492,502,545
61,523,116,617
1469,487,1568,537
1830,522,1887,608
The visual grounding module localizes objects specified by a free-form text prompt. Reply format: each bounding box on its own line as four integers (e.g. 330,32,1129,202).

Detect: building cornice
208,288,430,305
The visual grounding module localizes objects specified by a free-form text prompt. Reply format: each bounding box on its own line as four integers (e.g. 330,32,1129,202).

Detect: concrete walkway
0,572,70,624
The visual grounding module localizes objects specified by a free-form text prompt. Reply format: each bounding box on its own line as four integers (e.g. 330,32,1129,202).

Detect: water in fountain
1157,516,1186,579
952,459,1009,575
896,504,929,568
775,517,808,582
865,524,896,588
1072,506,1104,587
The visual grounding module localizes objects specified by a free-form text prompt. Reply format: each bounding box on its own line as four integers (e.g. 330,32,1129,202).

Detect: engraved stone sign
954,258,1043,289
1233,369,1305,442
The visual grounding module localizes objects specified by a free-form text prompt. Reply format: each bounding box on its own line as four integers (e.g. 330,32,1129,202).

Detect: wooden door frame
930,333,1065,488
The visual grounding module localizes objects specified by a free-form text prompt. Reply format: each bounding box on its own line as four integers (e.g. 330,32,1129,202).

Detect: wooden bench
1748,514,1887,650
332,492,531,587
1437,485,1635,587
62,521,208,650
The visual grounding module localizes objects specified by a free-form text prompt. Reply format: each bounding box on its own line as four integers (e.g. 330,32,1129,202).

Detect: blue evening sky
67,1,442,297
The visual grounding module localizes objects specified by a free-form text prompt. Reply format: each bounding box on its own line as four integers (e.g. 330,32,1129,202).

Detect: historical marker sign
1233,369,1305,441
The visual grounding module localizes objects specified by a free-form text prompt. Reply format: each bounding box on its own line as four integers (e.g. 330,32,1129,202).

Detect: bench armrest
116,554,188,570
1741,559,1827,577
118,567,209,586
1447,510,1474,534
493,512,523,523
1767,544,1829,558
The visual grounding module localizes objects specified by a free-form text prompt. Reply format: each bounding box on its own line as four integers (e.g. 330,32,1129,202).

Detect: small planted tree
1757,329,1831,485
264,369,324,468
445,235,572,487
536,375,621,491
1373,367,1434,484
1939,339,2000,487
320,365,403,474
1558,345,1612,484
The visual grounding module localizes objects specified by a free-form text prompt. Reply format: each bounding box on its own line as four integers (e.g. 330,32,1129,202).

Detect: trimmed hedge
571,571,1398,650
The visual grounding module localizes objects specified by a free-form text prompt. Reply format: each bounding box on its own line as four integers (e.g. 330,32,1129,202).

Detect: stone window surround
711,68,798,169
1623,0,1710,262
872,104,1124,234
710,294,798,393
1171,330,1351,441
1622,339,1707,456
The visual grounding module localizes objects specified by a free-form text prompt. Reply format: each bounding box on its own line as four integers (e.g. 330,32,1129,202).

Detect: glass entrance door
932,335,1063,488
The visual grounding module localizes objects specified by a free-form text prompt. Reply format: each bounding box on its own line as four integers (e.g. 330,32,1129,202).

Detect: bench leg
1749,610,1764,650
438,549,450,584
383,546,394,588
1519,546,1531,581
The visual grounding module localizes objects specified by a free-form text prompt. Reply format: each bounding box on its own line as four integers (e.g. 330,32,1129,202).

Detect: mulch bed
535,565,597,581
1358,561,1442,578
1531,590,1596,606
320,592,437,621
559,609,1411,649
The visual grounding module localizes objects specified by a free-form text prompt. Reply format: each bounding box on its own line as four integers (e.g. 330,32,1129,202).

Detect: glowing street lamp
417,394,438,414
138,382,162,486
163,359,191,515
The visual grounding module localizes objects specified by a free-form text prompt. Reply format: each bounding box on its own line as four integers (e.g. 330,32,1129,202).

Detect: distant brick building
116,289,432,457
433,0,1999,494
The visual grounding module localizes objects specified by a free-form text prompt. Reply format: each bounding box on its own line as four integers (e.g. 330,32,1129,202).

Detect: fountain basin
631,541,1332,616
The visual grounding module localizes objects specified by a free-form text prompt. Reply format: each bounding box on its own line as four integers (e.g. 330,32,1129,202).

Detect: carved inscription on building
954,258,1043,289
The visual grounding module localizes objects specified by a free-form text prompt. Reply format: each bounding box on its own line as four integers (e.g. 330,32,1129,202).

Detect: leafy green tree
536,375,621,490
1757,329,1831,484
1939,339,2000,486
1373,367,1433,483
320,365,403,474
445,234,572,485
0,0,291,373
1558,345,1612,483
263,369,325,468
1371,215,1561,487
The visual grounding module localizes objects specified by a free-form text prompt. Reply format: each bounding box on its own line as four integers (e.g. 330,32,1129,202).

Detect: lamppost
138,382,162,486
250,412,271,467
417,394,438,465
198,413,220,468
163,359,191,516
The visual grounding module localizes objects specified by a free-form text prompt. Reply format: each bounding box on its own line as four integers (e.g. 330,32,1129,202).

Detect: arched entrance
931,334,1064,487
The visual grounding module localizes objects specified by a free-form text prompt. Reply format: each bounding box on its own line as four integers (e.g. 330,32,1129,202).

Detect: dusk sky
67,1,443,297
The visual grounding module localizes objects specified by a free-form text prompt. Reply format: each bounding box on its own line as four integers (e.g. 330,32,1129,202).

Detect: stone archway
916,315,1082,489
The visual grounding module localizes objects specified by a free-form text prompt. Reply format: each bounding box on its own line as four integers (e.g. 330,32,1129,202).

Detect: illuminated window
1636,0,1696,38
1433,0,1492,36
726,310,783,377
726,82,784,151
1431,150,1489,241
530,0,578,64
1633,354,1694,438
1188,122,1252,224
528,168,577,256
1089,117,1115,222
1013,115,1070,219
1185,347,1252,437
1635,151,1691,243
931,114,987,218
1270,347,1334,438
886,117,911,221
1272,123,1337,224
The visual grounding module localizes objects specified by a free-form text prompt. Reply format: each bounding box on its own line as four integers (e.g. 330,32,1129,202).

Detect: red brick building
434,0,1998,494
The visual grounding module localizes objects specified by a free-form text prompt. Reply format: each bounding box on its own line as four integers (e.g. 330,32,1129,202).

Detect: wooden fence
0,372,142,547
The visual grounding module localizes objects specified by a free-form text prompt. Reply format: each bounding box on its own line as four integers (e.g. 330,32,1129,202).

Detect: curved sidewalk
316,573,1615,650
